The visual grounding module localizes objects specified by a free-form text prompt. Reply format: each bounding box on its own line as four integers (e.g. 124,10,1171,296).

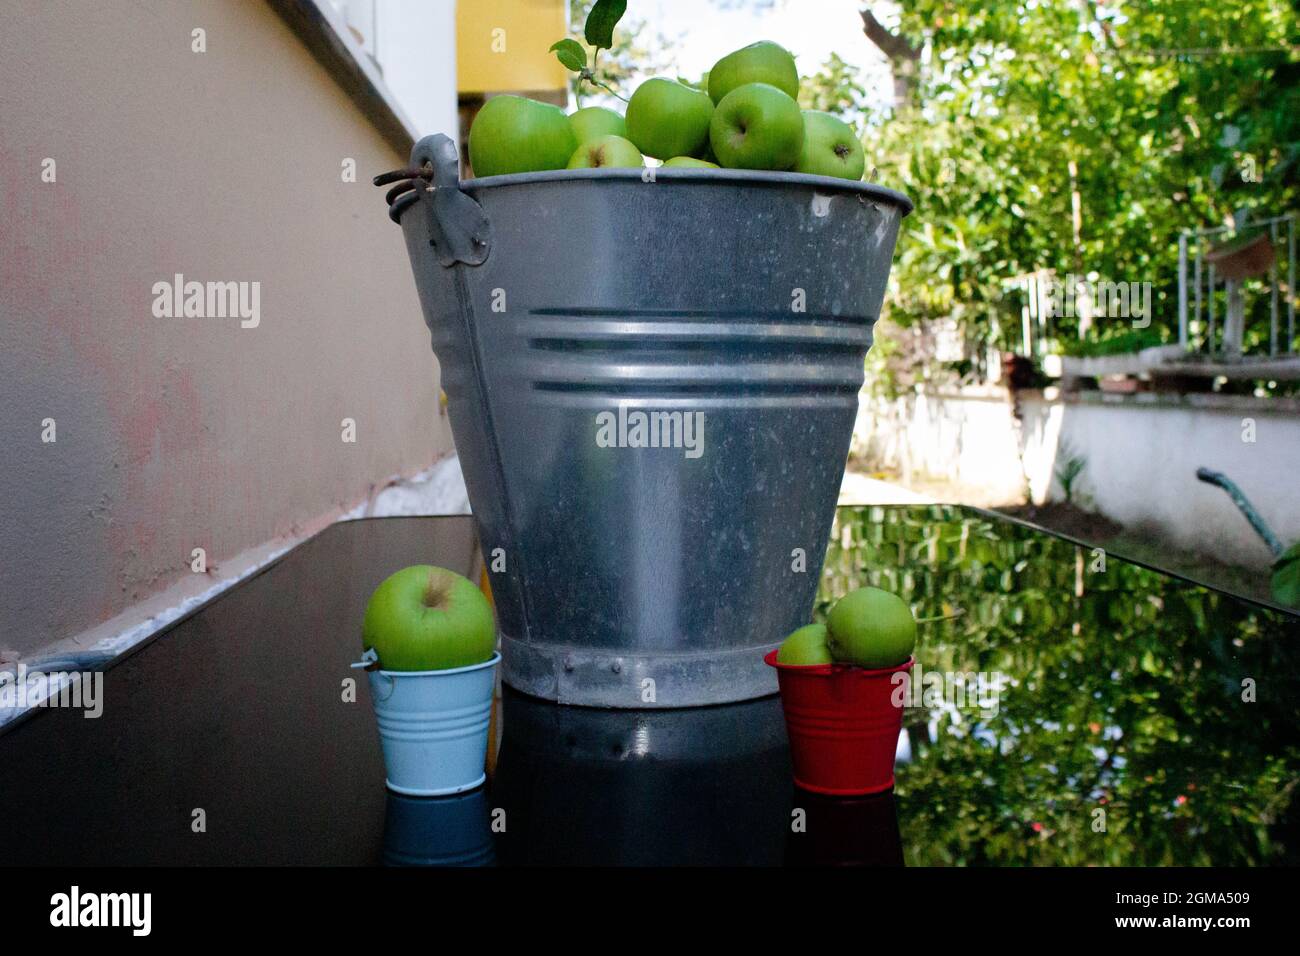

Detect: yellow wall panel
457,0,569,94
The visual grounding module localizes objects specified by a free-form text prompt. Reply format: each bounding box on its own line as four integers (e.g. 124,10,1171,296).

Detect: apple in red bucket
363,566,496,671
826,587,916,669
776,622,833,665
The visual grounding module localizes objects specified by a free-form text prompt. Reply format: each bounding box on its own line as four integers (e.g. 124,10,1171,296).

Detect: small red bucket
765,649,914,795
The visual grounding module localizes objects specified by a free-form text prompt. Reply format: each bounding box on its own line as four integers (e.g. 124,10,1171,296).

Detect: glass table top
2,506,1295,866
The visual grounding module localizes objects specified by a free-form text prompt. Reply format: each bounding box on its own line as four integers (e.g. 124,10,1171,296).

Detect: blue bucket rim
391,167,913,221
372,650,501,679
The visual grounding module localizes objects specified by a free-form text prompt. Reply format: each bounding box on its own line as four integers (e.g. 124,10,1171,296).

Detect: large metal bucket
382,134,911,708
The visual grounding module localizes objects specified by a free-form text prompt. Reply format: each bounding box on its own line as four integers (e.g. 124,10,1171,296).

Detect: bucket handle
352,648,396,701
374,133,492,267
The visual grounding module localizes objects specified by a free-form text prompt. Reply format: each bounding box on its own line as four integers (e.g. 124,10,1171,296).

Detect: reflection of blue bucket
382,788,496,867
366,652,499,796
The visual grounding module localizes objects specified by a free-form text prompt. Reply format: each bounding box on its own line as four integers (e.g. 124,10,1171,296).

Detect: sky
627,0,897,110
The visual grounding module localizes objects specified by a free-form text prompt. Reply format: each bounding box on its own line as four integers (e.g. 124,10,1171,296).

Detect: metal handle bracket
411,133,492,267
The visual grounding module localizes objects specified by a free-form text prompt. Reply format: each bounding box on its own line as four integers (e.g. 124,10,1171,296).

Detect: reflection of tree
817,506,1300,865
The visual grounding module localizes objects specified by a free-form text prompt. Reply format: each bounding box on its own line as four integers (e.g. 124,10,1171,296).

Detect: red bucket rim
763,648,915,677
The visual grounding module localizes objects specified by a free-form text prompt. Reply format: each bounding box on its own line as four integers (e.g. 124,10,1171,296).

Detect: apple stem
423,570,451,609
592,78,628,103
579,64,628,104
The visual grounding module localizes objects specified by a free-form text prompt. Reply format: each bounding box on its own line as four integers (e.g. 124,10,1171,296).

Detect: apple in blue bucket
362,566,496,671
776,587,916,669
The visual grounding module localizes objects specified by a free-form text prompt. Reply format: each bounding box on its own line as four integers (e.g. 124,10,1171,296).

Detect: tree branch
860,7,920,64
861,6,921,108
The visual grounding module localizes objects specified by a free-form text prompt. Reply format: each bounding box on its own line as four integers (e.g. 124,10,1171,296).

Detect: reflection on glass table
0,506,1294,866
822,506,1300,866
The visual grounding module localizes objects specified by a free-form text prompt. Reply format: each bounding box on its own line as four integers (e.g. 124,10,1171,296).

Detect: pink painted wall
0,1,454,657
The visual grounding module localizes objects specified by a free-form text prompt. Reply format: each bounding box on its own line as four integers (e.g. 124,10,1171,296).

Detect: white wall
0,0,459,662
857,388,1300,568
330,0,460,141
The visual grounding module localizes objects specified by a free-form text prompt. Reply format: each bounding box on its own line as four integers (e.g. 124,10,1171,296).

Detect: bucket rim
764,648,915,678
391,167,913,221
372,650,501,679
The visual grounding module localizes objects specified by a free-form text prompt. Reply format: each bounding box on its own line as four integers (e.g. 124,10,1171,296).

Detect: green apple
468,95,576,177
569,106,626,144
362,566,496,671
567,134,643,169
709,82,804,170
794,110,866,180
708,41,799,104
663,156,719,168
776,623,833,665
826,587,916,669
625,77,714,160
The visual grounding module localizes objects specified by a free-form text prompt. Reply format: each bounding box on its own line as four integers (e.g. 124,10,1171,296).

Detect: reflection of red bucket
765,650,914,795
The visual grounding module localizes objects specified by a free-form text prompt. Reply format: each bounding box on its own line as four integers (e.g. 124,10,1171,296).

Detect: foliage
799,0,1300,357
798,52,871,118
552,0,630,101
562,0,681,106
1057,325,1169,357
1053,446,1087,504
1273,541,1300,608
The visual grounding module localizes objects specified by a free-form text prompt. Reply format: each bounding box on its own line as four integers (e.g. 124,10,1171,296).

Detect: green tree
798,52,871,118
836,0,1300,357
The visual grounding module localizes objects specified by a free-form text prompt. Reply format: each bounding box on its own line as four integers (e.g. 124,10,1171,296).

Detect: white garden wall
855,387,1300,569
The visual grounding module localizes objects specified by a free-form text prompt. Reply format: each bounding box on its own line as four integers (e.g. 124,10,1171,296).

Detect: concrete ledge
925,385,1300,415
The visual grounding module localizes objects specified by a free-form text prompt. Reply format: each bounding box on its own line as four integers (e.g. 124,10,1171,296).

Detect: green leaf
549,38,587,74
1270,542,1300,608
584,0,627,50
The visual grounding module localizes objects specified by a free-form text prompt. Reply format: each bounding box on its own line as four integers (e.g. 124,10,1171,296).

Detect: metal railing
1178,214,1296,359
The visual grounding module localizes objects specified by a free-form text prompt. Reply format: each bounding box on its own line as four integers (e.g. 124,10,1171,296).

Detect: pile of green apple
362,565,496,671
776,586,916,669
468,41,866,181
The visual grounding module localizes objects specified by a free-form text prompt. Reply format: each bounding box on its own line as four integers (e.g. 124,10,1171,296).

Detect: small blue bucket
362,652,500,796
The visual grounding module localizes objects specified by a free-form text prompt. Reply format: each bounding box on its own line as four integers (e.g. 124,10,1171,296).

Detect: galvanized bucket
380,134,911,708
